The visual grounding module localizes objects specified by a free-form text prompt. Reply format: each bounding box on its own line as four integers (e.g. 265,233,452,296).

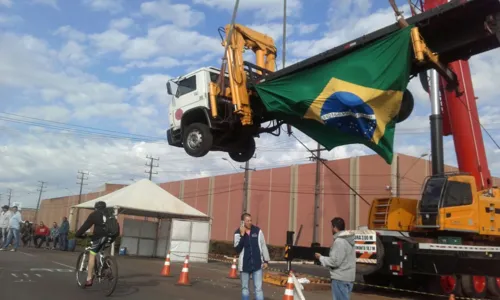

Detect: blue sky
0,0,499,208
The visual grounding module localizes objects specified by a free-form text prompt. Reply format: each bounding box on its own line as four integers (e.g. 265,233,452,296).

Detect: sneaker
10,248,16,252
0,248,5,251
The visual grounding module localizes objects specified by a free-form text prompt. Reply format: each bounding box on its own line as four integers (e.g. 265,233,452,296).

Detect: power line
145,155,160,180
290,133,371,206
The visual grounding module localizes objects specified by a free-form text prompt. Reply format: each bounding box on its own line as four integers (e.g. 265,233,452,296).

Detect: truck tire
228,136,255,162
182,123,213,158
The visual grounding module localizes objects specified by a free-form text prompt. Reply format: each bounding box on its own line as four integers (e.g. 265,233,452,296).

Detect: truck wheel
461,275,487,298
182,123,213,158
486,276,500,298
228,136,255,162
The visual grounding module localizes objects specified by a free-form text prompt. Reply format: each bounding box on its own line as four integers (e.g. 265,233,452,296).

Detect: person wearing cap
0,206,23,252
0,205,12,245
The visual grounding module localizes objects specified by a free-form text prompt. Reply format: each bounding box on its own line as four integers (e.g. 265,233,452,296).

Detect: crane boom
209,24,277,126
423,0,493,190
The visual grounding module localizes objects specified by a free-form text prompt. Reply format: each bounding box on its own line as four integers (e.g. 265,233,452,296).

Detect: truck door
171,73,207,128
441,179,478,232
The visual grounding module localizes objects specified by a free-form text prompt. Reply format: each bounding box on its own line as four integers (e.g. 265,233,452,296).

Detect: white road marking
19,251,35,257
11,273,17,278
23,273,29,277
52,261,75,269
35,274,41,277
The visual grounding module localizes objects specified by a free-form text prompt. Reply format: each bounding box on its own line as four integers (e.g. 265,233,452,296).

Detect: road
0,247,399,300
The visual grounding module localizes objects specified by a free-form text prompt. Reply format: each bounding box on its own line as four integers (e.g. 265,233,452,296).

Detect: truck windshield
420,177,446,209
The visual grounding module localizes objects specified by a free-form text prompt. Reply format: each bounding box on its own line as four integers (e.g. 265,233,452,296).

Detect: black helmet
94,201,106,210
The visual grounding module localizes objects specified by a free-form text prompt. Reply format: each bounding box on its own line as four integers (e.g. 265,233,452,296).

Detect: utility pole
75,171,89,230
240,157,256,213
308,143,327,245
34,181,46,223
396,155,401,197
7,189,12,207
145,155,160,180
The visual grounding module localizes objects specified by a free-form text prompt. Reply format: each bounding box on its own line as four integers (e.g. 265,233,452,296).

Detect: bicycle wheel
101,255,118,297
75,251,89,289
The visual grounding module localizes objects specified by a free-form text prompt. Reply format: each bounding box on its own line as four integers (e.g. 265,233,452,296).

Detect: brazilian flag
254,25,414,164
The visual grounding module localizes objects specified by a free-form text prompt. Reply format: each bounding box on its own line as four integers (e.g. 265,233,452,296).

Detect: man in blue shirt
0,206,23,252
233,213,270,300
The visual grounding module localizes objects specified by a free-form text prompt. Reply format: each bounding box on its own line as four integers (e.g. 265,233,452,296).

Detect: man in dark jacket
233,213,270,300
75,201,113,287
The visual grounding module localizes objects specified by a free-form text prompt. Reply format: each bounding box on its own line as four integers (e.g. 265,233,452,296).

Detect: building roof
73,178,209,220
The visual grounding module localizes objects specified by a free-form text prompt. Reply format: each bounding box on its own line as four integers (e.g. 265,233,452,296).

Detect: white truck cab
166,67,257,162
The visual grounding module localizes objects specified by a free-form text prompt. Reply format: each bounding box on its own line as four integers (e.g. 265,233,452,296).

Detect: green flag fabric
254,25,414,164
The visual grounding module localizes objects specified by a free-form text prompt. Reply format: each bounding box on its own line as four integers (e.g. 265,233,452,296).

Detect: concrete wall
36,154,497,247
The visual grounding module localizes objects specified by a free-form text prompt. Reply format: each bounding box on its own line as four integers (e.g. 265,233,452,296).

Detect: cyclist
75,200,114,287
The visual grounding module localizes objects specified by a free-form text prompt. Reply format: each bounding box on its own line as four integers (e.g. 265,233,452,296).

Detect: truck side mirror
166,82,172,95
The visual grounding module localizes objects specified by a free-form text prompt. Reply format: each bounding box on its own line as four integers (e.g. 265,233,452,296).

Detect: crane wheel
228,136,255,163
486,276,500,298
182,123,213,158
395,89,414,123
461,275,487,298
427,275,463,297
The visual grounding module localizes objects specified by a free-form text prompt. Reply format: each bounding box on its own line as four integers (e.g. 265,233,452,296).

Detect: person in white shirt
0,205,12,245
0,206,23,252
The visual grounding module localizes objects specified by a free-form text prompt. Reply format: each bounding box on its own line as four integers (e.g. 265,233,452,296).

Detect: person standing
0,205,12,245
59,216,69,251
315,217,356,300
0,206,23,252
233,213,270,300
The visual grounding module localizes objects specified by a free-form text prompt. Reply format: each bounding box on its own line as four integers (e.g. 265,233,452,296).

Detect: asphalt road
0,247,398,300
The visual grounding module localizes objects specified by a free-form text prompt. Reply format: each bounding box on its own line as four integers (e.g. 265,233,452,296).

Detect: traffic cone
227,257,238,279
282,271,294,300
160,251,172,277
175,255,192,286
448,294,455,300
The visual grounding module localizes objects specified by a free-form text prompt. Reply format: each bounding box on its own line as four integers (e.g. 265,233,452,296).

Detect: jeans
3,228,20,249
1,228,6,244
241,269,264,300
59,233,68,250
331,279,353,300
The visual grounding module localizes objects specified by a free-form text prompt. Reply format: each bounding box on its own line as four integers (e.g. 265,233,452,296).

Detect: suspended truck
283,0,500,299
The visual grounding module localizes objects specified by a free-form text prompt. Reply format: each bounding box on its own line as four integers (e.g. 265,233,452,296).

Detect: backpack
102,209,120,238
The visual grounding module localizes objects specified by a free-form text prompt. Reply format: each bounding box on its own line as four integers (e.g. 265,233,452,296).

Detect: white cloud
82,0,123,13
297,23,319,35
140,0,205,28
0,13,22,25
193,0,302,21
54,26,87,42
0,0,12,7
109,17,134,30
57,40,90,66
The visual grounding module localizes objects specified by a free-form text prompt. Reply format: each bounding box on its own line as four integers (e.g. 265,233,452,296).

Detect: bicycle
75,236,118,297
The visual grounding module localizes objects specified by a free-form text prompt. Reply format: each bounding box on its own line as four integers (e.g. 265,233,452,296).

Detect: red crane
418,0,492,190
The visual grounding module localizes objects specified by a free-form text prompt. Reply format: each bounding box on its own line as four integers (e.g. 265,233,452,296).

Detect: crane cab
413,173,500,238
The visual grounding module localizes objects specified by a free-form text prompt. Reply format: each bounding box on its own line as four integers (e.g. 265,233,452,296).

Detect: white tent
73,178,209,220
71,179,211,261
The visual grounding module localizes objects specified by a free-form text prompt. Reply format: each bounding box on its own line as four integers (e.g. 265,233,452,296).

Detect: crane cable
290,133,372,206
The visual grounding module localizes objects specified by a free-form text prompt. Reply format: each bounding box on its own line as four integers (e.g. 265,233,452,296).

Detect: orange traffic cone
161,251,172,277
282,271,294,300
228,257,238,279
175,255,192,286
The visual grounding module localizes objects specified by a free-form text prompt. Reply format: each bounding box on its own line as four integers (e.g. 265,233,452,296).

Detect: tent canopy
73,179,209,220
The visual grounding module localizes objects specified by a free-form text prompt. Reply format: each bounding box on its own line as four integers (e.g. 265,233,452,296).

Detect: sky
1,0,500,209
